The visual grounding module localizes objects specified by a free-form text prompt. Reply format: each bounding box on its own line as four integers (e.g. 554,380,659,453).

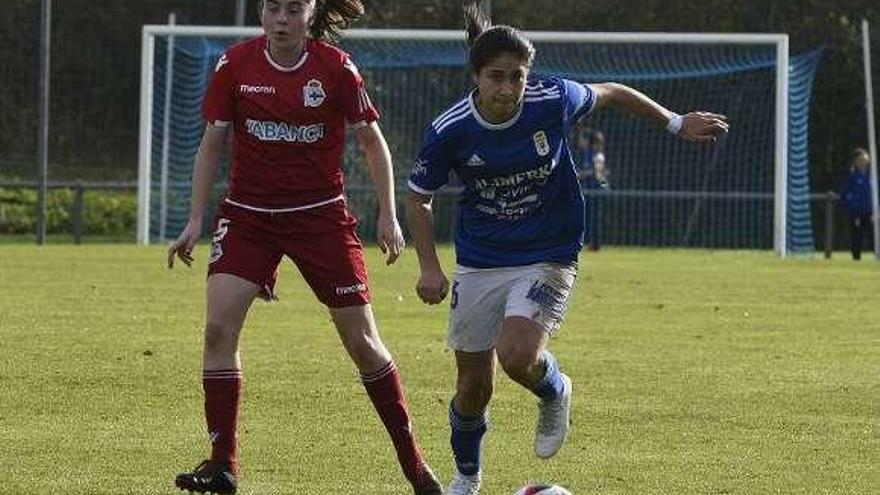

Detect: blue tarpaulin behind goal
150,35,821,252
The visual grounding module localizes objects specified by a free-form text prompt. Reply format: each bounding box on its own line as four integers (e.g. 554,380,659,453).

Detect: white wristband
666,113,683,134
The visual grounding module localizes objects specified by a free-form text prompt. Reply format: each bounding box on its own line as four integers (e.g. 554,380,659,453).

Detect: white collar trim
468,90,522,131
263,45,309,72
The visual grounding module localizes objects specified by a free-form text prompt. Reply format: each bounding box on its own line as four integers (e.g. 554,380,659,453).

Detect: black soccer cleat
175,460,237,494
413,464,443,495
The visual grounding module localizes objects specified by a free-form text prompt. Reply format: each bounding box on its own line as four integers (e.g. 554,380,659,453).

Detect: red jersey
203,36,379,209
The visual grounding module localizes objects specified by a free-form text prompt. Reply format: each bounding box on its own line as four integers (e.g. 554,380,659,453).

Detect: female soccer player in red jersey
168,1,441,493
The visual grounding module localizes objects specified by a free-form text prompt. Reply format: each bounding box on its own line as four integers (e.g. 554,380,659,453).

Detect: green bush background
0,187,136,236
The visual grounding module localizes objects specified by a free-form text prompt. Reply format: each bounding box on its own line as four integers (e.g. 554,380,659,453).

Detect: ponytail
464,0,491,48
463,1,535,74
309,0,364,41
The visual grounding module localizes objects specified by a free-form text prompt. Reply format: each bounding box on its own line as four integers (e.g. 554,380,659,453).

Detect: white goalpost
138,25,262,247
138,26,795,254
862,19,879,261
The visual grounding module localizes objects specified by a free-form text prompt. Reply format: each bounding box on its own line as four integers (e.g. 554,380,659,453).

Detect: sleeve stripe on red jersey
358,87,375,115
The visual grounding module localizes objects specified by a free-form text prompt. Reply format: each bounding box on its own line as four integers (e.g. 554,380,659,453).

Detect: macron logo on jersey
343,58,360,77
336,283,366,295
215,54,229,72
240,84,276,94
246,119,325,143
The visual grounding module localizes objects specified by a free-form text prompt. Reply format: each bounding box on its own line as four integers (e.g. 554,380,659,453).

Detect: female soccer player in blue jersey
405,3,728,494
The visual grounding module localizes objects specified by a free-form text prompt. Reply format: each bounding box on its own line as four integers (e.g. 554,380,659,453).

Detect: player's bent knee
498,347,541,380
203,321,239,355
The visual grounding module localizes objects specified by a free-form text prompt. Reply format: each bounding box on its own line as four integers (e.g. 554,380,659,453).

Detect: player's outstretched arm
167,123,227,269
590,82,729,142
404,191,449,305
355,122,405,265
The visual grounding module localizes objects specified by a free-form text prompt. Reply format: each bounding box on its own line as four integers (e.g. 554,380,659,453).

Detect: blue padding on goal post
786,48,823,254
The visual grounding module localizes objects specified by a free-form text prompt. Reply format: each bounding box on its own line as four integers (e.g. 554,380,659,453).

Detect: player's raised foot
412,463,443,494
445,468,481,495
175,460,237,494
534,373,572,459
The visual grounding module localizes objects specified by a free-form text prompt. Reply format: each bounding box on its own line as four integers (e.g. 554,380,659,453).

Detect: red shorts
207,199,370,307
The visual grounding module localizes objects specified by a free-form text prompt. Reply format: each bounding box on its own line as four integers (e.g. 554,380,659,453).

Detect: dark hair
263,0,364,41
463,1,535,74
310,0,364,41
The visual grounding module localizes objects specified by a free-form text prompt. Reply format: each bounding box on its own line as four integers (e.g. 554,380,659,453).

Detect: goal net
138,27,821,255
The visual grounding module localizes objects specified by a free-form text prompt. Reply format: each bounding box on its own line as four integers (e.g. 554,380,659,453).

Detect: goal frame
138,26,789,255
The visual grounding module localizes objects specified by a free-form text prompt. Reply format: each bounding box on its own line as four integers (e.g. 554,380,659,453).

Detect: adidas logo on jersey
466,154,485,167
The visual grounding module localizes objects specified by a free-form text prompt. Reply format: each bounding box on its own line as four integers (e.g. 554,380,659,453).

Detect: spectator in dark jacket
573,127,609,251
839,148,874,260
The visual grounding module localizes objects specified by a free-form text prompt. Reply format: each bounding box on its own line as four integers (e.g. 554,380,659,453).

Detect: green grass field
1,245,877,494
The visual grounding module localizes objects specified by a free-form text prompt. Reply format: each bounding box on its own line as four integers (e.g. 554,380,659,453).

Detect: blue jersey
840,170,873,217
409,77,597,268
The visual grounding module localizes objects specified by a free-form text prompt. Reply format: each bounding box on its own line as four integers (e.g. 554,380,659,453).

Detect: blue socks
449,402,488,476
532,351,566,401
448,352,563,475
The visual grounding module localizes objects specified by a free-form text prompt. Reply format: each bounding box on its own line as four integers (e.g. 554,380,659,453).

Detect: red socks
361,361,427,484
203,368,242,474
200,363,425,484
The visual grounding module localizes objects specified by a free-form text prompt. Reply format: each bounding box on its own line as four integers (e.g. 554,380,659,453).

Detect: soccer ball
514,484,572,495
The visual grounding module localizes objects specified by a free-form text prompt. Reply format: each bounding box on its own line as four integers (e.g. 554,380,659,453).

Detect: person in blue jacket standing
839,148,874,260
573,127,609,250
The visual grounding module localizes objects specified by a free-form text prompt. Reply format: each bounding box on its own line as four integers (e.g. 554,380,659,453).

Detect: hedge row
0,188,136,235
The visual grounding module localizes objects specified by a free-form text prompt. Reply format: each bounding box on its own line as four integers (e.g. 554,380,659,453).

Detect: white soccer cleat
534,373,572,459
445,468,482,495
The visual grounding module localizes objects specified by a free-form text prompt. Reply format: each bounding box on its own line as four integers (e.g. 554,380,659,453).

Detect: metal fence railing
0,180,848,256
0,180,137,244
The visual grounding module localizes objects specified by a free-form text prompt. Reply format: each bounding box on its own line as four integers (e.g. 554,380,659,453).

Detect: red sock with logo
361,361,428,485
203,369,242,475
